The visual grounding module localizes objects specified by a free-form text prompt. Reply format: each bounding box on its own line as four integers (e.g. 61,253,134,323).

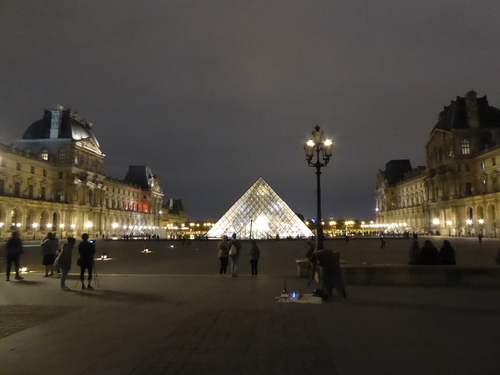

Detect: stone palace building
0,104,185,241
375,91,500,237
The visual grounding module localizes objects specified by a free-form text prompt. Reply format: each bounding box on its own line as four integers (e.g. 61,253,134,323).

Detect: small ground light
97,253,111,260
170,244,174,248
142,247,151,253
20,267,28,273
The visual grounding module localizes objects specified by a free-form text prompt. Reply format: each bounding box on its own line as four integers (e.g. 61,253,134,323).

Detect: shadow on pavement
67,288,163,303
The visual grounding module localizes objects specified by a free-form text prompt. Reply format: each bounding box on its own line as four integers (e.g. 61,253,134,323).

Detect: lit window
481,161,485,169
41,149,49,160
461,139,470,155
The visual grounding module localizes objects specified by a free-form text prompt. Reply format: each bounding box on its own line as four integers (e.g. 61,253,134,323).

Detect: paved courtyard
1,237,499,374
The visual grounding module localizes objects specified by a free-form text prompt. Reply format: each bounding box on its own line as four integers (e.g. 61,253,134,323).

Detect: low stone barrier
342,265,500,288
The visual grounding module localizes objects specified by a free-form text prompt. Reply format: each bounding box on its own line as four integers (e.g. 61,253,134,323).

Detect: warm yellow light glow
466,220,473,225
324,139,333,146
329,221,336,225
432,218,440,225
446,221,452,226
478,219,484,224
190,223,195,226
345,221,355,225
70,224,76,229
0,222,4,228
59,224,64,229
16,223,21,227
46,224,52,228
112,223,118,229
85,221,93,228
32,223,38,228
306,140,315,147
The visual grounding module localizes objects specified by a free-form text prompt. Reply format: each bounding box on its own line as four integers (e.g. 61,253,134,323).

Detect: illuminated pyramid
207,177,313,239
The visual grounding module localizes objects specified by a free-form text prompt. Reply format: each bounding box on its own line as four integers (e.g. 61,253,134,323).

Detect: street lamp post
446,220,452,236
304,125,333,251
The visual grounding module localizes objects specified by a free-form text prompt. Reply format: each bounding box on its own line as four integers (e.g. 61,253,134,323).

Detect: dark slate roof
164,199,185,215
123,166,154,190
23,109,100,146
384,160,413,185
433,93,500,133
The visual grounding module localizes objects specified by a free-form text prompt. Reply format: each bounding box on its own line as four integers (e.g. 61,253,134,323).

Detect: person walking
41,232,60,277
218,235,229,275
248,240,260,275
439,240,456,265
58,237,75,290
78,233,95,290
5,231,24,281
478,232,484,244
380,235,386,249
229,233,241,277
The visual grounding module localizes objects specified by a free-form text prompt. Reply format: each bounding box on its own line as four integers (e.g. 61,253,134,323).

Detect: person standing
229,233,241,277
78,233,95,290
59,237,75,290
218,235,229,275
408,240,421,264
248,240,260,275
5,231,24,281
478,232,484,244
41,232,59,277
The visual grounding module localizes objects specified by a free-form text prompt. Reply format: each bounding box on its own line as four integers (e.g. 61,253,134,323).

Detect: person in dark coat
218,235,229,275
420,240,439,265
5,231,24,281
78,233,95,290
408,240,421,265
59,237,75,290
248,240,260,275
439,240,456,265
308,249,346,301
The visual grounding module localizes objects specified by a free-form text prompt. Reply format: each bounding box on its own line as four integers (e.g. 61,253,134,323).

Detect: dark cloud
1,0,500,220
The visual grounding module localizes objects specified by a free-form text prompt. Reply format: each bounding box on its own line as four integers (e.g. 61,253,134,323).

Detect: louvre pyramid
207,177,313,239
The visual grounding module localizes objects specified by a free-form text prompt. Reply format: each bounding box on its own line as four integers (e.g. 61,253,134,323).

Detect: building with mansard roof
0,104,186,240
375,91,500,237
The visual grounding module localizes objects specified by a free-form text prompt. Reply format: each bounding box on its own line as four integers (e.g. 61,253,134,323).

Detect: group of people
217,234,260,276
409,239,456,265
5,231,96,290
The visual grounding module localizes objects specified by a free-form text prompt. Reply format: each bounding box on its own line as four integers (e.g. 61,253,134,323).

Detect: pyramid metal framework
207,177,313,239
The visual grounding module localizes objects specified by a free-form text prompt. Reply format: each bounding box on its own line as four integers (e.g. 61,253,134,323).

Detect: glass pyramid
207,177,313,239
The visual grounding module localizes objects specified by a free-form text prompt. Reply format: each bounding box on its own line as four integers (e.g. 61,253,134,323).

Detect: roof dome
23,107,100,147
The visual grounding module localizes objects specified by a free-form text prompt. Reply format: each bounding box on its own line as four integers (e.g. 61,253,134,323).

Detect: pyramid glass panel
207,177,313,239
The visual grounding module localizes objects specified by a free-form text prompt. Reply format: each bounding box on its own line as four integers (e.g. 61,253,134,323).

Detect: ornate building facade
0,104,183,240
376,91,500,237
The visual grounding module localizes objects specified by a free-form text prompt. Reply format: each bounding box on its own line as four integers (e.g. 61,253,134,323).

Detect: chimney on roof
465,91,479,128
50,104,63,139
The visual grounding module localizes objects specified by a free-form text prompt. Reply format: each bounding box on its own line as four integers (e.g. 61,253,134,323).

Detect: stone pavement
1,238,500,375
1,272,500,375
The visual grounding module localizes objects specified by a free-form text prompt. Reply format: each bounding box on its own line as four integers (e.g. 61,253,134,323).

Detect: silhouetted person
78,233,96,290
59,237,75,290
5,231,24,281
41,232,59,277
305,241,315,259
420,240,439,265
439,240,456,265
308,249,346,301
408,240,421,265
218,235,229,275
380,235,386,248
248,240,260,275
478,232,483,244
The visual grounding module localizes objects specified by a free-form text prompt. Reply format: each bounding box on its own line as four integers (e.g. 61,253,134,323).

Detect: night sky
1,1,499,221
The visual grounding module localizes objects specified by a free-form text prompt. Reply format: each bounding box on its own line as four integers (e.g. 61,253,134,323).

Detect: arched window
41,149,49,161
461,139,470,155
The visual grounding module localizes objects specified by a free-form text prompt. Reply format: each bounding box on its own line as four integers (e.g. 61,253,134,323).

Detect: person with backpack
228,233,241,277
